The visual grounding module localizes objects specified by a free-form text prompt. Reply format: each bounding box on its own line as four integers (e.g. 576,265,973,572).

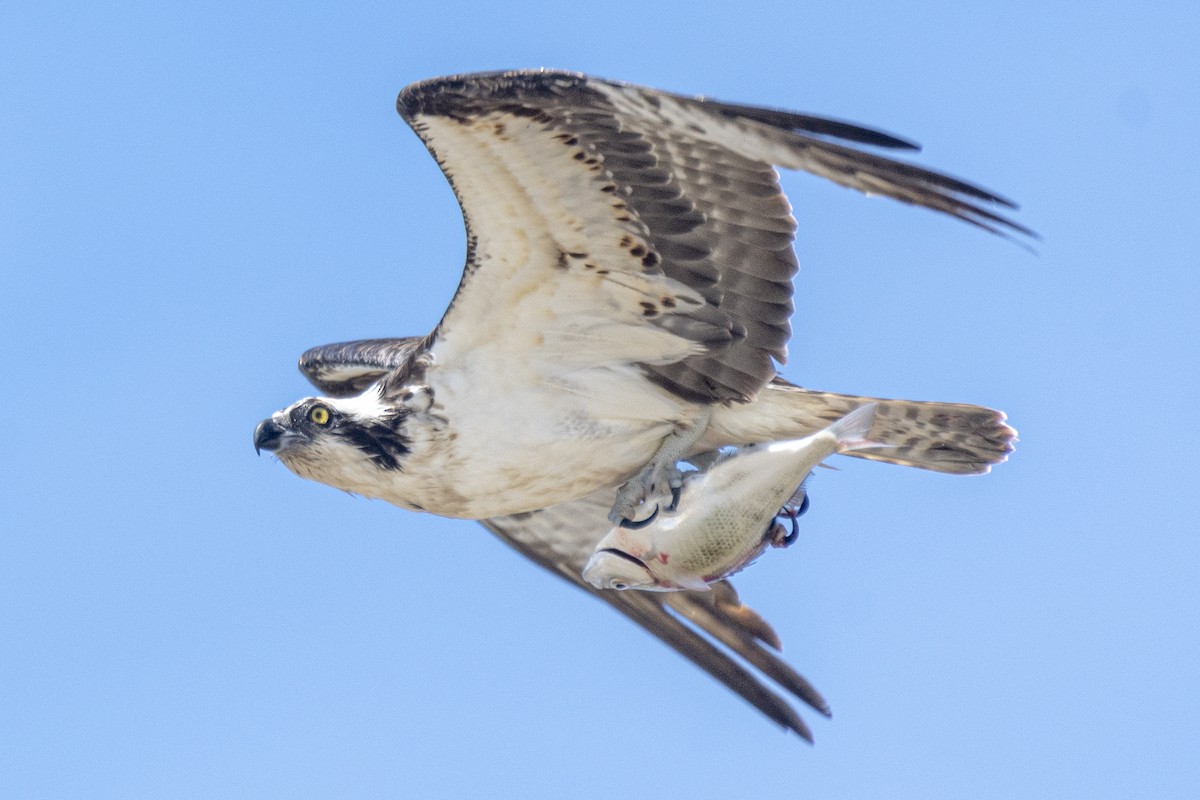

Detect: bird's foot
767,517,798,548
768,492,811,548
608,411,712,526
610,460,684,526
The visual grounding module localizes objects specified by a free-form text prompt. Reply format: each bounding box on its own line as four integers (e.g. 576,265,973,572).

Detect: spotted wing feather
397,70,1031,405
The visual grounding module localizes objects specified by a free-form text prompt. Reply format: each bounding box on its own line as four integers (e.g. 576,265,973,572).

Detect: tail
706,379,1016,475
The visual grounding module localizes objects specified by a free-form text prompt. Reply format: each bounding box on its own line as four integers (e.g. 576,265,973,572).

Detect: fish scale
583,404,883,592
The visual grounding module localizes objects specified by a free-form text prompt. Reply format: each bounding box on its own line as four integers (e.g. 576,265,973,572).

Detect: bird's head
253,386,431,501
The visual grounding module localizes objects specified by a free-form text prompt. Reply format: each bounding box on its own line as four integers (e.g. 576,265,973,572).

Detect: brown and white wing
481,488,830,742
397,70,1030,404
296,337,427,397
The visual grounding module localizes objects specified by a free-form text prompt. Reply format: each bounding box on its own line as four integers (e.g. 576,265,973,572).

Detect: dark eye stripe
335,420,410,471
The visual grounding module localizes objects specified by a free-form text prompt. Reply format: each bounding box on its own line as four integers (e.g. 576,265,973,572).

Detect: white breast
384,354,697,519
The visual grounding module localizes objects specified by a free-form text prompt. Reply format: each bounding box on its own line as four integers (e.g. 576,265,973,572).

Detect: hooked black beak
253,418,286,454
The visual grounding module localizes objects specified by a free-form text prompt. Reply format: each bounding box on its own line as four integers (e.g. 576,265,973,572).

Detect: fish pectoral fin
672,573,712,592
783,476,812,510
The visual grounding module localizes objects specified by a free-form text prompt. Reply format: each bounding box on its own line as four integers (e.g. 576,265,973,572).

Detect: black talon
619,504,660,529
780,512,800,547
771,493,808,548
667,485,682,512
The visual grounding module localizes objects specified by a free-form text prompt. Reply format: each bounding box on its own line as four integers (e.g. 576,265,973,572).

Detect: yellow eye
309,405,331,426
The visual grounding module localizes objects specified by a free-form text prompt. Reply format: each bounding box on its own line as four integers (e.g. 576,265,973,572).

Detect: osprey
253,70,1026,741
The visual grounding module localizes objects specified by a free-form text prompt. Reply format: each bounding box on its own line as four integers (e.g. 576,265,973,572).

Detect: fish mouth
596,548,652,570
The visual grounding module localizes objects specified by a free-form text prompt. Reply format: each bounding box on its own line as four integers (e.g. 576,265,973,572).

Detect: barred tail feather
707,379,1016,475
849,396,1015,473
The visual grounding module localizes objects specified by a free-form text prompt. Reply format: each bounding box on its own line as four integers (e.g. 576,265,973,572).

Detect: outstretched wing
397,69,1030,404
481,488,830,741
297,337,426,397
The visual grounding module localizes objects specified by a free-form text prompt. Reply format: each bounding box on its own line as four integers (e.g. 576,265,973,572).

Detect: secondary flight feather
253,69,1027,741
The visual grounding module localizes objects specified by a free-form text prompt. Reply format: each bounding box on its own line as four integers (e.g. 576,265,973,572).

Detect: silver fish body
583,404,881,592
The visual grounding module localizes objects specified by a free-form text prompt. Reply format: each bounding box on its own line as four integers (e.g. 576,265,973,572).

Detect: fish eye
308,404,331,426
610,581,629,591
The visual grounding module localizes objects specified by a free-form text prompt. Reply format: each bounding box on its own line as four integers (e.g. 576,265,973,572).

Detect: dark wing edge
679,80,1037,241
481,498,830,742
298,337,426,397
394,70,1033,407
775,132,1039,242
396,70,799,404
698,94,922,151
399,69,1034,240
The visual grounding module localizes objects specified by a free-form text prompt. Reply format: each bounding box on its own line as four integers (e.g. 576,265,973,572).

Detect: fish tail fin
829,403,892,454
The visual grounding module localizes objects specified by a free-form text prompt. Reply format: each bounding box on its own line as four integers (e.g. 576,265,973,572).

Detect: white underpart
424,113,711,369
342,111,717,518
416,352,693,518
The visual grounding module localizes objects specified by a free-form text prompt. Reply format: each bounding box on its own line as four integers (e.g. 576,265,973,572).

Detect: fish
582,403,884,592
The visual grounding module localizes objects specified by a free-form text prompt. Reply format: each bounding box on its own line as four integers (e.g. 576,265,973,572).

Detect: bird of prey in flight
253,69,1026,741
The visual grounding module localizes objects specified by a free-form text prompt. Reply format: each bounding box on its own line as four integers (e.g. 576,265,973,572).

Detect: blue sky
3,2,1198,797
